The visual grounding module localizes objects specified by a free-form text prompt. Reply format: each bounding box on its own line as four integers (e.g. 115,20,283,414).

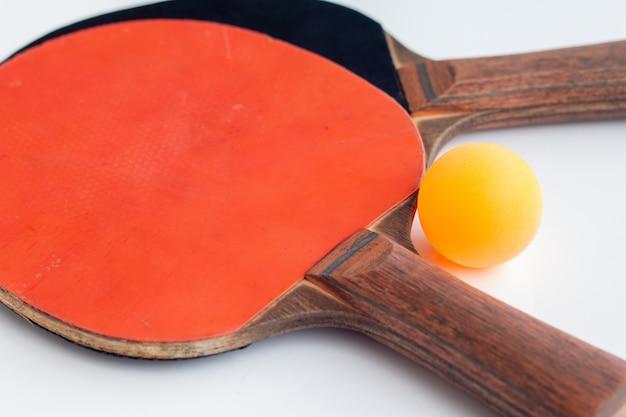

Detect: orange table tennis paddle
1,18,626,417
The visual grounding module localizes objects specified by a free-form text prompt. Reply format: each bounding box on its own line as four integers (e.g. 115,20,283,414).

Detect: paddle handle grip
398,40,626,128
307,230,626,417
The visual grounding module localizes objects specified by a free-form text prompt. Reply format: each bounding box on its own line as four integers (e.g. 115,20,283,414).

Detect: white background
1,1,626,416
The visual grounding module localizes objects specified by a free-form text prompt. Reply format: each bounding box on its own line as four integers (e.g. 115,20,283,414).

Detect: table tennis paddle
1,14,626,417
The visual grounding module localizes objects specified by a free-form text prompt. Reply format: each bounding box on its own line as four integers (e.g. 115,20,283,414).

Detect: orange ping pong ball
417,142,542,268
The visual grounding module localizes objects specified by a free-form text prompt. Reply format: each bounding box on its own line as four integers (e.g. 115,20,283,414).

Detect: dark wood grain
2,5,626,416
6,202,626,416
388,37,626,164
307,230,626,417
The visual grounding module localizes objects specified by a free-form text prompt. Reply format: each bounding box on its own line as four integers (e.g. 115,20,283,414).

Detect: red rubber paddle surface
0,20,423,342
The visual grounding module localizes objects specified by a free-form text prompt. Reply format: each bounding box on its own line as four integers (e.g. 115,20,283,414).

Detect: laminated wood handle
399,40,626,118
392,40,626,165
307,230,626,417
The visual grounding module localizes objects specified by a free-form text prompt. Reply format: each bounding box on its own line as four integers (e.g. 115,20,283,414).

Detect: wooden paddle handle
398,40,626,129
307,230,626,417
